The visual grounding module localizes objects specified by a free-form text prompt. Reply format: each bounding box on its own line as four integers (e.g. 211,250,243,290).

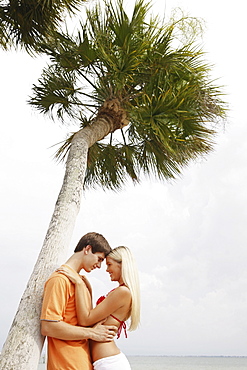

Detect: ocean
38,356,247,369
128,356,247,369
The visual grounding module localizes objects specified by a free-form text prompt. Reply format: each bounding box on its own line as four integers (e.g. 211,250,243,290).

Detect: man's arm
41,320,117,341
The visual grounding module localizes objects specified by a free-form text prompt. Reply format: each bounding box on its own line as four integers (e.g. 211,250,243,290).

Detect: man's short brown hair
74,232,111,256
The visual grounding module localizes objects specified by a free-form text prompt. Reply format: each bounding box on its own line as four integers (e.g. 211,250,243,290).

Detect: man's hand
90,321,118,342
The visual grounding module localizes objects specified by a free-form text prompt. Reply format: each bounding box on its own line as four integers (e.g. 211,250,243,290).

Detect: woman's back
91,286,131,362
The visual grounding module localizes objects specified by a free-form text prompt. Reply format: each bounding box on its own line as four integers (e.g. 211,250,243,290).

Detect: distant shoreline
37,354,247,364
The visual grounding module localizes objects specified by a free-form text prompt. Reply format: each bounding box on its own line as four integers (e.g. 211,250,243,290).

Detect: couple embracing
40,232,140,370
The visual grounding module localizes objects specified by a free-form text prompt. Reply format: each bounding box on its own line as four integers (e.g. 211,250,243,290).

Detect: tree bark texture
0,117,113,370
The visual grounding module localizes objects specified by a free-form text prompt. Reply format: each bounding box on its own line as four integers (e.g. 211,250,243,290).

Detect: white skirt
93,352,131,370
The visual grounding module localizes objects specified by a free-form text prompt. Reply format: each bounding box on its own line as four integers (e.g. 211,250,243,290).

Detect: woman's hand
56,266,82,285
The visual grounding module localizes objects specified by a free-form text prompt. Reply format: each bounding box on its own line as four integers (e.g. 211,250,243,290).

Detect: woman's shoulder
109,285,131,298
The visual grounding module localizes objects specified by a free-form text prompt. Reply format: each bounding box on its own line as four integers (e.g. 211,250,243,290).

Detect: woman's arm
57,266,130,326
56,266,93,325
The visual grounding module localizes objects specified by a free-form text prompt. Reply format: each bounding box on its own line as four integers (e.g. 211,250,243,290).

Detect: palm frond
0,0,85,51
30,0,227,191
29,64,87,121
84,143,139,190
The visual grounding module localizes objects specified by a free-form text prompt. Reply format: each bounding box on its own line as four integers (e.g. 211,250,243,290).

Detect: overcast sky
0,0,246,357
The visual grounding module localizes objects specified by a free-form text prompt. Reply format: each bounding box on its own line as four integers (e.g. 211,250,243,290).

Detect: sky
0,0,246,357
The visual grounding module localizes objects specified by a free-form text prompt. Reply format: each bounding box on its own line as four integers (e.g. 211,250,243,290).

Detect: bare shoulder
111,285,131,299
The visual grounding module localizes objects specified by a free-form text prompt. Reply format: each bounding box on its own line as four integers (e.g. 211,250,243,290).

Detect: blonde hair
108,246,140,331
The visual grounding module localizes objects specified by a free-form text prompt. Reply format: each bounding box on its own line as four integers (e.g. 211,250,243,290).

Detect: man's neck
64,251,84,273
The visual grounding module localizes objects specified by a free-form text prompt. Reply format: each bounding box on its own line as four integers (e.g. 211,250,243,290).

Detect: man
40,232,117,370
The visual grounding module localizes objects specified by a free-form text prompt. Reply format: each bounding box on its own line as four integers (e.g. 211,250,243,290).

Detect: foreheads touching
107,246,128,263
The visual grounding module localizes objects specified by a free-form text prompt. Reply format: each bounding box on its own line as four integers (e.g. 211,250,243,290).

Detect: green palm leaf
0,0,85,51
30,0,227,190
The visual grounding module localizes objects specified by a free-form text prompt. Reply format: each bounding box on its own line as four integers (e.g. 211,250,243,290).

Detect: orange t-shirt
40,266,93,370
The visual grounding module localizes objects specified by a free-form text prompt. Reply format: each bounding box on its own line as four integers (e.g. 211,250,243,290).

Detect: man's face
84,246,105,272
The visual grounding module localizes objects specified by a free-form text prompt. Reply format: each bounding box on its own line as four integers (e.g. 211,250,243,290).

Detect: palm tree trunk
0,116,114,370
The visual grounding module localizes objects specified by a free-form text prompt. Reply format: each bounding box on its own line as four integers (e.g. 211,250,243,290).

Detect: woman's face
106,257,122,282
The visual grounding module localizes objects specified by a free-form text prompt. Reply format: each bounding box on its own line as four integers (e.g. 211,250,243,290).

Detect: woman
58,246,140,370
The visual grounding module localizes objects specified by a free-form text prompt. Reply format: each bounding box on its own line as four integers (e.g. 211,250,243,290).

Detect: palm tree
0,0,85,51
0,0,226,368
31,1,225,190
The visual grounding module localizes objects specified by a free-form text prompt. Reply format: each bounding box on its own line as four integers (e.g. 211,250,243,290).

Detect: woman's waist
90,340,120,362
